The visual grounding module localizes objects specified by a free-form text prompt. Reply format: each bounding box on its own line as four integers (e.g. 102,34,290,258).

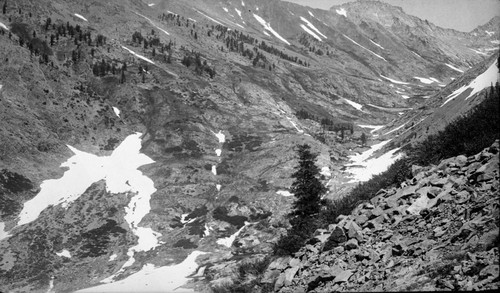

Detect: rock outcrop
269,140,499,292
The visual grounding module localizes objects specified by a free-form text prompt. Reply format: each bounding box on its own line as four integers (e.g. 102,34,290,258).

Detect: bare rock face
269,140,500,292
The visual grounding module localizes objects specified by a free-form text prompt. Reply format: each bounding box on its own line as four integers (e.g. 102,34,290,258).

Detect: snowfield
77,251,206,292
345,140,403,182
15,133,162,279
343,34,386,61
253,14,290,45
300,24,322,41
442,61,499,107
74,13,88,22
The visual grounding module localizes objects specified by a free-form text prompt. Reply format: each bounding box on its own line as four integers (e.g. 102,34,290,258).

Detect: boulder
344,238,359,250
284,266,300,286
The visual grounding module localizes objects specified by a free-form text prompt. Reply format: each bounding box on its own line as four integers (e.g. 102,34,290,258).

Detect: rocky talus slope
267,141,499,292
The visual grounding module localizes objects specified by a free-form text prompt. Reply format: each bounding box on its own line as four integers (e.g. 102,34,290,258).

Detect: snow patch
336,8,347,17
277,190,293,197
109,254,118,261
343,98,363,111
56,249,71,258
0,222,8,241
308,11,314,17
148,3,155,7
223,7,229,13
253,14,290,45
212,130,225,143
112,107,121,118
188,18,197,22
485,30,495,36
370,39,384,49
211,165,217,176
401,95,410,99
76,251,206,293
215,149,222,156
242,1,245,6
216,184,221,191
74,14,88,22
491,40,500,45
445,63,464,73
380,75,410,85
320,167,332,177
217,223,248,247
204,224,211,236
441,61,499,107
0,21,9,30
121,46,155,64
300,17,327,39
343,34,386,61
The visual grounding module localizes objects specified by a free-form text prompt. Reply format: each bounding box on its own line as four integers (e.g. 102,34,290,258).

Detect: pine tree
361,132,367,146
275,144,326,255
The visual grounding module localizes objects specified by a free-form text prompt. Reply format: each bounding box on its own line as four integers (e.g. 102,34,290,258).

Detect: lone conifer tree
275,144,326,255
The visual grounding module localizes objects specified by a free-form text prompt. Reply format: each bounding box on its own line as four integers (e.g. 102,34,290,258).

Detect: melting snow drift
0,21,9,30
336,8,347,17
121,46,155,64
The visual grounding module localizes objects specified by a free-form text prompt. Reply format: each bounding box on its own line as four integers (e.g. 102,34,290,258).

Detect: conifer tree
275,144,326,255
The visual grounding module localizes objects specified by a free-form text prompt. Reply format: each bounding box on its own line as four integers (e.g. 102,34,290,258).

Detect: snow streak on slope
380,75,410,85
470,48,489,56
135,12,170,36
0,21,9,30
197,10,224,25
414,76,438,84
343,34,386,61
358,124,385,133
235,8,242,18
223,7,229,13
370,39,384,49
148,3,155,7
441,61,499,107
383,122,409,135
336,8,347,17
286,117,304,133
308,11,314,17
77,251,206,293
300,17,327,39
300,24,322,41
253,14,290,45
74,14,88,21
121,46,155,64
56,250,71,258
445,63,464,73
343,98,364,111
345,140,402,182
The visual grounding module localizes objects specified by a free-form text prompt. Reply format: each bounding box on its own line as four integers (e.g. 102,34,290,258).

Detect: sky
283,0,500,32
